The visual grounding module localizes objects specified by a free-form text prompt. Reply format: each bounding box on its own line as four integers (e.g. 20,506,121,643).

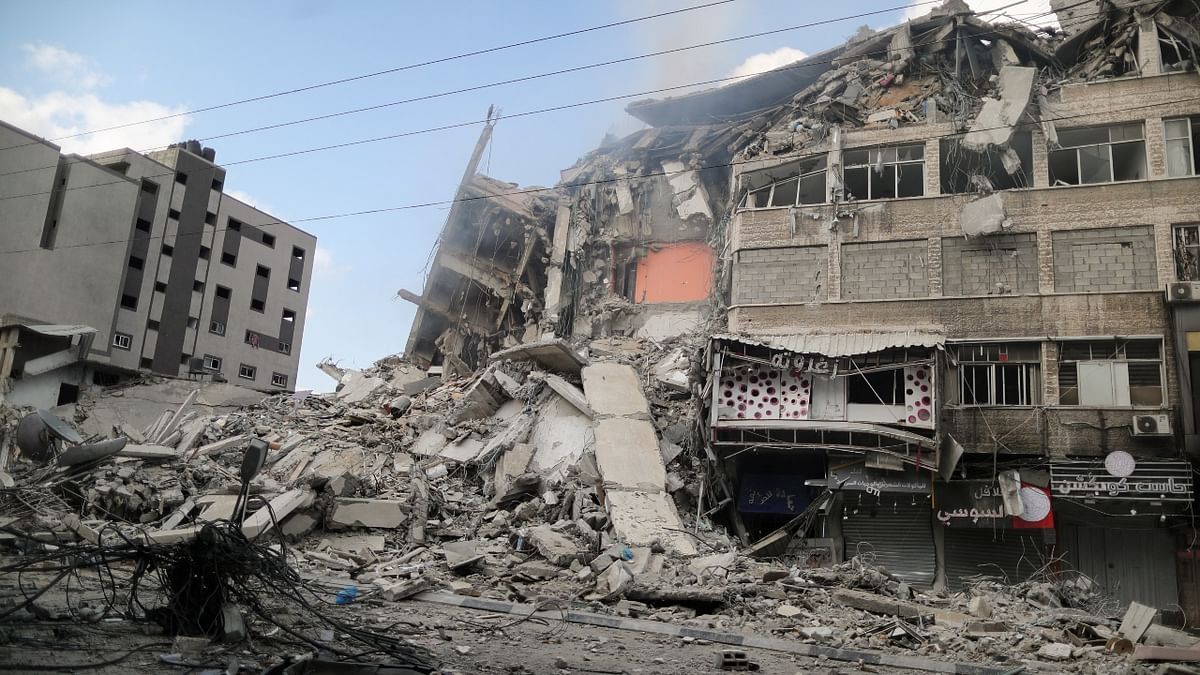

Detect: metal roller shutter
842,501,936,588
1058,522,1178,609
943,529,1048,590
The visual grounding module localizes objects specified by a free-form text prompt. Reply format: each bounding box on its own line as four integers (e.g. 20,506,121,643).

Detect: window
154,281,167,293
139,357,153,369
128,255,144,270
221,252,237,266
847,368,906,405
199,246,210,260
120,294,138,310
215,285,231,299
1049,123,1146,185
292,246,306,260
287,278,301,292
205,211,217,225
1057,339,1163,406
245,330,254,344
842,144,925,200
740,155,828,208
255,264,270,279
168,208,181,220
940,133,1033,193
203,355,222,371
261,233,276,247
278,341,291,355
161,244,173,257
282,308,296,322
1165,117,1200,178
180,353,192,365
147,319,160,330
271,372,288,387
250,299,265,312
238,364,257,380
193,280,204,292
211,178,223,191
140,180,158,195
175,172,187,185
227,218,242,232
209,320,226,336
112,332,132,350
954,343,1040,406
1176,224,1200,281
135,218,151,232
186,316,199,329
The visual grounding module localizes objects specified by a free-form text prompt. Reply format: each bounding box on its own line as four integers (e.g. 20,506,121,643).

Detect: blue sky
0,0,1054,391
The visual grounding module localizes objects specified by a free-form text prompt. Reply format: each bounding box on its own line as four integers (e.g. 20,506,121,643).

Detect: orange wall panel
634,242,715,304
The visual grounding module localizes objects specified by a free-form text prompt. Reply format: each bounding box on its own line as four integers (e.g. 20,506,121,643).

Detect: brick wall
942,233,1038,296
733,246,827,304
841,239,929,300
1051,225,1157,292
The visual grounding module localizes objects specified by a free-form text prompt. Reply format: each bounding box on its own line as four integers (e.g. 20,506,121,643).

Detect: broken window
940,133,1033,194
846,368,906,405
1049,123,1146,186
740,155,828,208
1057,339,1163,406
953,343,1040,406
203,355,222,371
1165,117,1200,177
238,364,257,380
842,144,924,201
1175,224,1200,281
1159,19,1200,72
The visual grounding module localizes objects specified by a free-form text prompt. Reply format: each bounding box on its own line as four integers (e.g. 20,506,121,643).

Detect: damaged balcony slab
491,338,588,375
329,498,409,529
593,418,665,490
581,363,651,419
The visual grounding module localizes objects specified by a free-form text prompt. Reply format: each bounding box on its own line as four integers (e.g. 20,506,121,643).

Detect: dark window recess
193,280,205,292
135,218,152,232
278,341,291,354
139,357,153,369
175,172,187,185
271,372,288,387
221,252,237,266
154,281,167,293
287,278,301,292
245,330,254,344
256,265,270,279
847,369,906,405
209,321,226,336
239,364,257,380
205,212,217,225
250,299,266,312
180,353,192,365
215,285,232,299
292,246,305,260
57,383,79,406
128,255,144,270
199,246,211,260
282,309,296,322
148,319,160,330
93,371,120,387
186,317,199,329
262,233,276,247
1176,224,1200,281
940,133,1033,194
227,218,242,232
162,244,173,257
104,161,131,175
211,178,223,191
140,180,158,195
168,208,181,220
120,294,138,310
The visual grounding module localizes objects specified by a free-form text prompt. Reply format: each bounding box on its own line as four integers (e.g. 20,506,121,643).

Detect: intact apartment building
0,123,315,408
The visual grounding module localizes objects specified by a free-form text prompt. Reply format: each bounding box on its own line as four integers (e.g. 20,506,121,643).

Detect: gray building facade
0,121,315,406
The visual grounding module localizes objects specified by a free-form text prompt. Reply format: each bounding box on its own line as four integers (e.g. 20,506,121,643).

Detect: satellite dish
15,409,84,462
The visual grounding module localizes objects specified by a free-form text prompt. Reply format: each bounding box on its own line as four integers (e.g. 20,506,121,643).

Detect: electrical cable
0,641,175,671
0,0,743,152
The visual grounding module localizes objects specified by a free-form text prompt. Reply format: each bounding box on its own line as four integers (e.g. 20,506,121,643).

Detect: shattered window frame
841,143,925,201
1056,338,1164,407
1174,224,1200,281
1048,123,1147,186
952,342,1041,407
739,155,828,209
202,354,222,372
1164,117,1200,178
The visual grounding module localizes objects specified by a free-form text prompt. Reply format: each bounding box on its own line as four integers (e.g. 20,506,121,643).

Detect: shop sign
829,463,931,496
933,481,1054,529
738,473,813,514
1050,458,1193,503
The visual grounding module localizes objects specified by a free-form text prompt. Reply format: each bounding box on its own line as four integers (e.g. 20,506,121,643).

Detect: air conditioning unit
187,357,205,373
1166,282,1200,303
1132,414,1172,436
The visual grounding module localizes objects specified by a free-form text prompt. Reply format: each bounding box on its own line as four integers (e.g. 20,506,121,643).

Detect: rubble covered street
3,0,1200,673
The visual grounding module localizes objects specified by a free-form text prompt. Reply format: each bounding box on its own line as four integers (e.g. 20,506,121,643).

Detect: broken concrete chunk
581,363,651,418
1037,642,1074,661
605,490,697,556
968,595,993,619
962,65,1036,151
543,374,593,418
775,604,803,618
330,498,408,529
832,589,929,619
336,372,388,404
593,418,665,490
379,577,430,602
526,525,583,567
441,540,484,570
960,193,1010,237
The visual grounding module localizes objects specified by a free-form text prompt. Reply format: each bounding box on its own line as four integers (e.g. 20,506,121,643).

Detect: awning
25,324,98,337
713,331,945,358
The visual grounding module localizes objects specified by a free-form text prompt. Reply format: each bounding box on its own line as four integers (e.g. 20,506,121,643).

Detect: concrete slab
411,429,449,457
581,364,650,418
439,437,485,464
330,498,409,529
593,418,665,490
337,372,388,404
604,490,696,556
491,338,588,375
494,442,535,498
529,395,594,479
526,525,584,566
962,65,1036,151
543,375,593,418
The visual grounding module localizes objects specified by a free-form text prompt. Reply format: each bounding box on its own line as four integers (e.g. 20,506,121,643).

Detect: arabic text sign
1050,461,1193,503
738,473,814,514
830,464,931,496
934,480,1008,528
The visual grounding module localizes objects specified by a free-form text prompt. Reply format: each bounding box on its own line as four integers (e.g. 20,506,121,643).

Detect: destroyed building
407,0,1200,622
0,124,316,408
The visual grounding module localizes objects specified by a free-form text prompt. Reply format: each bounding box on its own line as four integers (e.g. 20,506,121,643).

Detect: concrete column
1042,340,1060,407
1146,116,1168,180
1030,129,1050,188
924,138,941,196
1037,229,1055,294
1155,221,1176,287
0,327,17,398
1138,17,1162,76
927,237,943,298
828,236,843,301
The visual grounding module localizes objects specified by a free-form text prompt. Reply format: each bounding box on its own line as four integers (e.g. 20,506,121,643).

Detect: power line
0,0,740,152
1,91,1193,259
3,0,1120,204
0,0,945,180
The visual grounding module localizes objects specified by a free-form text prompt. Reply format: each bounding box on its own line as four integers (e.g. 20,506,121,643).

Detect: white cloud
0,87,189,155
902,0,1058,27
22,43,111,89
313,246,349,279
226,189,274,213
728,47,809,81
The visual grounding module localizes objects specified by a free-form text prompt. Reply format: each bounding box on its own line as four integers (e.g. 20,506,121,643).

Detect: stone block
330,498,408,529
527,525,583,566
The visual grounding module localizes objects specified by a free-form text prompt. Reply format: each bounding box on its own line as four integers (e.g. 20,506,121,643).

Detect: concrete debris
961,66,1036,151
960,192,1011,237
